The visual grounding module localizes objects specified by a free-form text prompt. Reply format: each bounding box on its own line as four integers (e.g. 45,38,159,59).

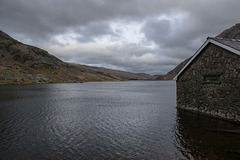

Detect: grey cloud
0,0,240,74
141,19,171,46
0,0,144,41
53,42,179,74
74,22,115,42
0,0,179,41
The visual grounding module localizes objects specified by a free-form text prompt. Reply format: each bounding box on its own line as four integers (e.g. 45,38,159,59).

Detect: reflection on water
0,81,239,160
174,110,240,160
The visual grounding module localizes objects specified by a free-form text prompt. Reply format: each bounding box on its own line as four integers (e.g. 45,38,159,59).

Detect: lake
0,81,239,160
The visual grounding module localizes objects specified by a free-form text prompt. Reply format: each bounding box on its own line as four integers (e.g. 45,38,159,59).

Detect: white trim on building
173,37,240,81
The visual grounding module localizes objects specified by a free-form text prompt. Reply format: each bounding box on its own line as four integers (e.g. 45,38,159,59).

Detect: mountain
155,57,191,80
79,64,151,80
0,30,148,85
156,23,240,80
217,23,240,39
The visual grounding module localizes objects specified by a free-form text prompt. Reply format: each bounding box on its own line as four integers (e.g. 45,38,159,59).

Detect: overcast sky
0,0,239,74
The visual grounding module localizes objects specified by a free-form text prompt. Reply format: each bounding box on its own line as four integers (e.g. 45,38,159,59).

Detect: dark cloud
74,22,115,42
0,0,145,41
0,0,239,74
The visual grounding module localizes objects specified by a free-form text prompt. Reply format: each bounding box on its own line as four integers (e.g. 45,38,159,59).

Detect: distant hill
75,64,152,80
156,23,240,80
217,23,240,39
0,30,151,85
155,57,191,80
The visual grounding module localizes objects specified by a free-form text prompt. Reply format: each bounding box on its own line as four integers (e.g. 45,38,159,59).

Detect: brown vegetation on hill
79,64,151,80
0,30,123,85
0,30,151,85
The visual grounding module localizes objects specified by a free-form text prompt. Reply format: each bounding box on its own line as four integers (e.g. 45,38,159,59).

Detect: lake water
0,81,239,160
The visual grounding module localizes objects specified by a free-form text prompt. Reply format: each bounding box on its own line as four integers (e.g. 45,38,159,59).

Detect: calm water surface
0,81,239,160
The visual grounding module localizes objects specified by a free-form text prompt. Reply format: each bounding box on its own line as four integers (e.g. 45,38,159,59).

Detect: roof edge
173,38,210,80
173,37,240,81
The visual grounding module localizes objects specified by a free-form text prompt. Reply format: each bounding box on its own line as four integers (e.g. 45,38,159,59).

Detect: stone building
174,37,240,123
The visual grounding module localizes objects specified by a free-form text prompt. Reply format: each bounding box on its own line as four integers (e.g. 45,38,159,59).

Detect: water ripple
0,82,239,160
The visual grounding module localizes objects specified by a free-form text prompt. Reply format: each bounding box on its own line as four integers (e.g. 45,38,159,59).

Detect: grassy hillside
79,64,152,80
0,30,122,85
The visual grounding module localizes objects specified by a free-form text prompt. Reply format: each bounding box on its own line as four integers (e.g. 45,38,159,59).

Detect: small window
203,75,221,84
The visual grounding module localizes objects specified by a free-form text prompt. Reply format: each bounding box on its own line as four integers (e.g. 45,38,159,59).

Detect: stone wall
177,43,240,123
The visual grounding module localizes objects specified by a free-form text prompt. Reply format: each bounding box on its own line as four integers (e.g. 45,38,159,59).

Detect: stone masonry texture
177,43,240,123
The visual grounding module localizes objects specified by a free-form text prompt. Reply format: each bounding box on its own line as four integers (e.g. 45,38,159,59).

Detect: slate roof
173,37,240,80
210,37,240,52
